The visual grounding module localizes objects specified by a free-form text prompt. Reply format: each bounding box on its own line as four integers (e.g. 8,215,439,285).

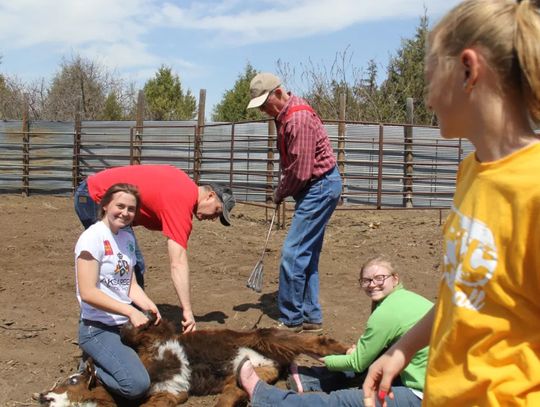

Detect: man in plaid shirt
247,72,342,333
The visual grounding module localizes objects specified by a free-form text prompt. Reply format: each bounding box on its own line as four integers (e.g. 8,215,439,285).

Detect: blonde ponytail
515,0,540,122
432,0,540,123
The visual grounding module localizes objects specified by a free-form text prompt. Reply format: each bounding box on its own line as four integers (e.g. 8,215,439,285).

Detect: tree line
0,15,433,125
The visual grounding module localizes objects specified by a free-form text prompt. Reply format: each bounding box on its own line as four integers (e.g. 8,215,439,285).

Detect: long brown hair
428,0,540,122
98,183,140,220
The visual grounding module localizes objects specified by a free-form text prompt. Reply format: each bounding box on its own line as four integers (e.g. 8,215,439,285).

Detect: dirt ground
0,195,445,406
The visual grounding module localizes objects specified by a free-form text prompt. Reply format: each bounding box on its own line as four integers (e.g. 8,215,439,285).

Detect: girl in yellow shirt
362,1,540,406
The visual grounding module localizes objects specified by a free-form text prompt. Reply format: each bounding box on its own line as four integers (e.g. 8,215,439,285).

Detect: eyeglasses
259,86,280,111
359,274,393,287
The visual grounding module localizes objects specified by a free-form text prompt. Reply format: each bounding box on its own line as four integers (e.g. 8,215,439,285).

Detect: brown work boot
276,322,303,333
302,322,323,334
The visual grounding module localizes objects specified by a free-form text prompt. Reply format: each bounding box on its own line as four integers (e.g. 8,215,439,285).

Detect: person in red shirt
247,73,342,333
74,165,235,333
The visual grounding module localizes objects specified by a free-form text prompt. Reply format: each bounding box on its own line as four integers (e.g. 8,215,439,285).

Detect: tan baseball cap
247,73,281,109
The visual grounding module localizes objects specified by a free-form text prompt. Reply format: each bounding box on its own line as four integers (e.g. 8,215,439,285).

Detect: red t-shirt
87,165,198,249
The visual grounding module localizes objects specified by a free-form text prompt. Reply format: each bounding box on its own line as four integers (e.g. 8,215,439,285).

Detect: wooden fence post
403,97,414,208
338,92,346,204
132,90,144,165
21,96,30,196
267,120,276,205
72,103,82,191
194,89,206,184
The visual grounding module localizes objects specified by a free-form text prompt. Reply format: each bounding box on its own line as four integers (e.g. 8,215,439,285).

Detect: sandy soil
0,195,445,406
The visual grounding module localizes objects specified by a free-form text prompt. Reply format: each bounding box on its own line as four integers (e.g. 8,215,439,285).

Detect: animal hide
39,316,348,406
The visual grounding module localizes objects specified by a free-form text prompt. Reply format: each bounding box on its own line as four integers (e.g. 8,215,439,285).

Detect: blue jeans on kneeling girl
78,319,150,399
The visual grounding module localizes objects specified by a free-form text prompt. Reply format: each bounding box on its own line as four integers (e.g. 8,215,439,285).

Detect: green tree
100,91,124,120
379,12,433,124
212,63,263,122
143,66,196,120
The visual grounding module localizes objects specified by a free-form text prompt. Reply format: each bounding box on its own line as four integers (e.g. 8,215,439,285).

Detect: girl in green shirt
235,255,434,407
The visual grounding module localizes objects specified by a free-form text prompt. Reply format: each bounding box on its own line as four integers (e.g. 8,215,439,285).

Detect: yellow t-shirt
424,142,540,407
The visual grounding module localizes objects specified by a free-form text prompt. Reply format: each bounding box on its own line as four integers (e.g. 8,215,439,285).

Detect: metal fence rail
0,119,473,209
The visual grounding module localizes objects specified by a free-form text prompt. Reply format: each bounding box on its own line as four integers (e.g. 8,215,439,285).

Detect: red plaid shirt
274,94,336,201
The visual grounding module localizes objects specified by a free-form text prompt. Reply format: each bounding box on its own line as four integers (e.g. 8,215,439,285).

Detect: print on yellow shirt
443,206,498,311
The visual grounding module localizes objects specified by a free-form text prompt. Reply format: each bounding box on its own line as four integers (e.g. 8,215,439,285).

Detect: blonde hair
360,255,399,311
429,0,540,122
360,255,397,278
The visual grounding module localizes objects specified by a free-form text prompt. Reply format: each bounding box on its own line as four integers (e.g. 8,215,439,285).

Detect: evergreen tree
212,63,263,122
100,91,124,120
143,65,196,120
379,13,432,124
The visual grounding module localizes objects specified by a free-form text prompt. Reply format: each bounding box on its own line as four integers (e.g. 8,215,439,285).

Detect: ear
460,48,480,93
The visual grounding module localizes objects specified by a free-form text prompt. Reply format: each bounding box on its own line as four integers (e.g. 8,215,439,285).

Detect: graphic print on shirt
103,240,113,255
114,253,129,276
443,206,498,311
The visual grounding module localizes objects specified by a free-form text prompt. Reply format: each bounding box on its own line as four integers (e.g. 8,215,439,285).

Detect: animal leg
139,391,189,407
215,365,280,407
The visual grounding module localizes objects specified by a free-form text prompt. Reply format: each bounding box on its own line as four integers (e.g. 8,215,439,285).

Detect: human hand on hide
182,310,196,333
129,308,150,328
147,305,162,325
346,344,356,355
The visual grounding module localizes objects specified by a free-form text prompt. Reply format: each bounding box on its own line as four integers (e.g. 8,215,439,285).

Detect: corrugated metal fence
0,119,474,209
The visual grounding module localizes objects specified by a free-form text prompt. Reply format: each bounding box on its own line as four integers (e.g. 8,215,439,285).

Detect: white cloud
156,0,458,45
0,0,155,47
82,41,161,70
0,0,459,49
0,0,460,82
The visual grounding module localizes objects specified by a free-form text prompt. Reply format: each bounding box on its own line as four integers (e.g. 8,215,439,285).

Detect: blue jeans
74,180,145,287
78,320,150,399
252,381,421,407
278,166,341,326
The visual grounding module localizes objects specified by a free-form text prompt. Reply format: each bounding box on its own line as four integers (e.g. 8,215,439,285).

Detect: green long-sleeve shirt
324,286,433,391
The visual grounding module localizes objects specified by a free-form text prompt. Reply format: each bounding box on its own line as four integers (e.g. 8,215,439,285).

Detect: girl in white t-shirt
75,183,161,400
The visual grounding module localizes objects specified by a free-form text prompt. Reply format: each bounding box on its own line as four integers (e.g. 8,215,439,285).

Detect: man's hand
273,189,282,205
168,239,196,333
182,309,196,333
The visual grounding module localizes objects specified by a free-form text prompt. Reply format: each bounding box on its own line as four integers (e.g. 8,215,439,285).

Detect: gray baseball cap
209,183,235,226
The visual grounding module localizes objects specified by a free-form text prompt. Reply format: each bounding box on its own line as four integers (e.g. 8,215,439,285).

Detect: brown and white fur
39,315,348,406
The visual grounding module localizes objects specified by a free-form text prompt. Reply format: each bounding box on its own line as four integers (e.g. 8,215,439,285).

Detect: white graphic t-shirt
75,221,137,325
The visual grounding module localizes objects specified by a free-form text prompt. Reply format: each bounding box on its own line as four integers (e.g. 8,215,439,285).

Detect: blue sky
0,0,461,115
